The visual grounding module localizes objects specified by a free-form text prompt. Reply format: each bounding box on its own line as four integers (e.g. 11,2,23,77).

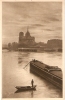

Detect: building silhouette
19,29,35,47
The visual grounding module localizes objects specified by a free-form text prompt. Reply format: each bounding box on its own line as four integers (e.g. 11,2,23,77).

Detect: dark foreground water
2,50,62,98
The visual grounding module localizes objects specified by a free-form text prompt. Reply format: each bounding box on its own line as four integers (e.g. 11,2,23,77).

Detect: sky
2,2,62,44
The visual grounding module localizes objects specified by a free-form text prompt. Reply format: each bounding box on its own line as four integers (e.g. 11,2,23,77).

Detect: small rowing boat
15,85,36,91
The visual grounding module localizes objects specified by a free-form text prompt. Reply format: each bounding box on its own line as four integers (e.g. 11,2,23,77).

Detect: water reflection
18,52,30,58
18,52,30,64
31,90,33,98
2,51,62,98
15,89,28,93
15,89,35,97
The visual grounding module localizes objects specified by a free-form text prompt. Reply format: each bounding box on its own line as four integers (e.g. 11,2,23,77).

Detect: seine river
2,50,62,98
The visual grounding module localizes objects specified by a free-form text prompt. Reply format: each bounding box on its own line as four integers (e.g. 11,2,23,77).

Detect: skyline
2,2,62,44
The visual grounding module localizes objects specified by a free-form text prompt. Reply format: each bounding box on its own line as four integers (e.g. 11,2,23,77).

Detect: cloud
2,2,62,44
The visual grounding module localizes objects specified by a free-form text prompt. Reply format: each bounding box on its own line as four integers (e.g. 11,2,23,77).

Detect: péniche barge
30,59,62,89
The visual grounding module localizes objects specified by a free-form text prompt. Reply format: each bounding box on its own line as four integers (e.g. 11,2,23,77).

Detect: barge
30,59,62,89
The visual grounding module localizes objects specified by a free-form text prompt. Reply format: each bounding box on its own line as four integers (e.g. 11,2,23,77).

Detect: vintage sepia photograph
2,1,63,98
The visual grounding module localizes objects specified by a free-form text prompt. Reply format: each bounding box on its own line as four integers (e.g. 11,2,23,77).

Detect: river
2,50,62,98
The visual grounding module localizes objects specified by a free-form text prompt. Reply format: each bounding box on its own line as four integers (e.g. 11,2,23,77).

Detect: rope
23,61,30,69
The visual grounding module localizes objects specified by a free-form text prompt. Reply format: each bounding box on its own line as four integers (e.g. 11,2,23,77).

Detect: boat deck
31,60,62,79
50,71,62,79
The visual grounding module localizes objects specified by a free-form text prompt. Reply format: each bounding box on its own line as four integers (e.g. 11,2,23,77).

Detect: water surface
2,50,62,98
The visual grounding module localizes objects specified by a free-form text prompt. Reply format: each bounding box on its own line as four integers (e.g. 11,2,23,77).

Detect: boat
30,59,62,89
15,85,36,91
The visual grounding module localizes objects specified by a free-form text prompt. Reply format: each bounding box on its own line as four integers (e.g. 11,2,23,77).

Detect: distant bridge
18,48,37,52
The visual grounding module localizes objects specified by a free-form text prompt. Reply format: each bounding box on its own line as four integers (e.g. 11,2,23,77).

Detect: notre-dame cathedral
19,29,36,47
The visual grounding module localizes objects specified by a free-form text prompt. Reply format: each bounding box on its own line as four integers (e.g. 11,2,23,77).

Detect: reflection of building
19,29,35,47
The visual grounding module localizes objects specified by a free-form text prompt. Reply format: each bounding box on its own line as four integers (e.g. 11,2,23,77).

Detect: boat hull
15,85,36,91
30,60,62,89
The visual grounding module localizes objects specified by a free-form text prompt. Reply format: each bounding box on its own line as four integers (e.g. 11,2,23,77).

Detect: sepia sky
2,2,62,44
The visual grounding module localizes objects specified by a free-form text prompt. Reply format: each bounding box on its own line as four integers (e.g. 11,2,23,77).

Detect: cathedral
19,29,35,47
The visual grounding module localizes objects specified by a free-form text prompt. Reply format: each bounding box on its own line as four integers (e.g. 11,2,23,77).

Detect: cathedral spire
25,26,30,37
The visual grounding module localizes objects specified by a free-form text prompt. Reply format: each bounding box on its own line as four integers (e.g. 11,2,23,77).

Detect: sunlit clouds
2,2,62,44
